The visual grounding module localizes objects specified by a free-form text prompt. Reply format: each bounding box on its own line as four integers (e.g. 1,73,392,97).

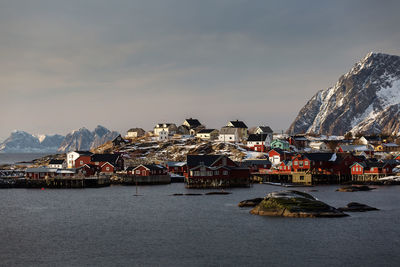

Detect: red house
186,154,250,188
74,155,92,168
166,161,187,176
278,160,292,174
128,164,167,176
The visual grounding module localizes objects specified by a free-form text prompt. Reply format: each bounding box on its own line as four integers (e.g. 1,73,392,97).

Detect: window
304,161,308,166
80,160,83,165
294,161,298,165
106,167,110,171
136,170,140,174
300,175,304,181
215,171,219,175
223,171,228,175
229,137,232,140
371,167,374,171
95,162,99,165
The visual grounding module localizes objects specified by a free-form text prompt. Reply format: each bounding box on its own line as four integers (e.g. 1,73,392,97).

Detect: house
226,120,248,141
185,154,250,188
374,143,400,152
254,126,273,135
268,148,291,165
240,159,271,174
154,123,178,136
338,144,374,156
158,129,169,141
350,160,396,181
278,160,292,174
166,161,187,176
270,139,290,151
291,153,337,174
182,118,205,135
90,153,124,172
246,134,272,152
77,164,99,177
66,151,93,168
112,135,128,146
196,129,219,140
219,127,239,143
309,141,328,151
126,128,145,139
48,159,66,169
25,167,75,179
128,164,168,176
289,135,310,149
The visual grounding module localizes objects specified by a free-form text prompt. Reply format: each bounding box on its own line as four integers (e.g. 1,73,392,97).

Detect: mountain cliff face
0,126,120,153
57,126,120,152
288,52,400,135
0,131,64,153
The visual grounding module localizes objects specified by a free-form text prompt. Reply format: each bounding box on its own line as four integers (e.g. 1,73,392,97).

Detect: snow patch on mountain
288,52,400,135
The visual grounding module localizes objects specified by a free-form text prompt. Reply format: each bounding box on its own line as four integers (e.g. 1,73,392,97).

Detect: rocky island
248,190,348,218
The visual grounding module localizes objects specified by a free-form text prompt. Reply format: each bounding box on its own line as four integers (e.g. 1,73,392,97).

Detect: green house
270,139,290,151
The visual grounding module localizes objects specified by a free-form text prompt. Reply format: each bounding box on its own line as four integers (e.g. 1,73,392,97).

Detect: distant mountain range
288,52,400,135
0,126,120,153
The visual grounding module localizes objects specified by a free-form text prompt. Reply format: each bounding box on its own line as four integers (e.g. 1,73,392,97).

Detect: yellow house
292,172,312,185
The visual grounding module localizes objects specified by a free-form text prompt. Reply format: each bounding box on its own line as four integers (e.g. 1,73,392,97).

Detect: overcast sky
1,0,400,140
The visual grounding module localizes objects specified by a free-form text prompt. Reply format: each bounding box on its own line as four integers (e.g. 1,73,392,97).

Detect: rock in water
250,190,348,218
336,185,375,192
338,202,379,212
238,198,264,207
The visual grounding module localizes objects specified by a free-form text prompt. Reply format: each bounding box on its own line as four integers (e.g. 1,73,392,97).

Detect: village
2,118,400,189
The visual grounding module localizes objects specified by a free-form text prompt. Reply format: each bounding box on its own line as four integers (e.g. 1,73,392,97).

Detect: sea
0,153,49,165
1,183,399,266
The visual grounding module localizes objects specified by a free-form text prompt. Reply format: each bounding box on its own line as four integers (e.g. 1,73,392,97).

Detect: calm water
1,184,399,266
0,153,48,165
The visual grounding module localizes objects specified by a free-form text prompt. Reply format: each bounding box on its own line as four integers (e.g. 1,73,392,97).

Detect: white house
48,159,66,169
219,127,239,143
309,141,328,151
154,123,178,136
196,129,219,140
226,120,248,141
246,134,272,152
254,126,273,135
126,128,145,138
158,129,169,141
66,151,93,168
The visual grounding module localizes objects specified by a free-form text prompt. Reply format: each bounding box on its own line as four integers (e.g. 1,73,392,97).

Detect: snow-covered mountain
0,131,65,153
0,126,120,153
57,126,120,152
288,52,400,135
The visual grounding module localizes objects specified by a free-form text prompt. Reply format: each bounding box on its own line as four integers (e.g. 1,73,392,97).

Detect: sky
1,0,400,141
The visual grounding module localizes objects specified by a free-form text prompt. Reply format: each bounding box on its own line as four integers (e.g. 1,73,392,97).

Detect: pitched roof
228,120,248,128
241,159,271,166
197,129,217,134
247,134,270,142
74,151,93,155
187,154,223,167
303,153,336,162
127,128,145,132
257,126,273,133
220,127,238,134
49,159,64,165
166,161,187,167
184,118,201,128
91,154,120,164
133,164,166,171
